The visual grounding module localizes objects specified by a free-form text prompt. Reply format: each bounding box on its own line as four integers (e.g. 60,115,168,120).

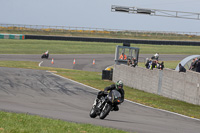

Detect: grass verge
0,111,127,133
0,39,200,55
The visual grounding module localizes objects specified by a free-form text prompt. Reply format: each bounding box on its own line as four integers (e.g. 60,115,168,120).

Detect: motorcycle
89,90,122,119
41,53,49,59
151,55,159,61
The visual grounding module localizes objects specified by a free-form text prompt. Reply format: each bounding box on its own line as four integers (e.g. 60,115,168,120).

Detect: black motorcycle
41,53,49,59
90,90,122,119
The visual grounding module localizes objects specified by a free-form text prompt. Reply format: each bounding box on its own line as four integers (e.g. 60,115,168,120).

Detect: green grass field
0,111,128,133
0,39,200,133
0,39,200,55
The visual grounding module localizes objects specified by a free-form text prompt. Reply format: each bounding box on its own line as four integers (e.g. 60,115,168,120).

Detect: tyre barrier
25,35,200,46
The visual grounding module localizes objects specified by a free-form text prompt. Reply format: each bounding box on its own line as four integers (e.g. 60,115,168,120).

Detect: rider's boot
111,105,119,111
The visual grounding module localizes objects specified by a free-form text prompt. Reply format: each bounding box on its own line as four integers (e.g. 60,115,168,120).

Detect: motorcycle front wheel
89,107,97,118
99,103,112,119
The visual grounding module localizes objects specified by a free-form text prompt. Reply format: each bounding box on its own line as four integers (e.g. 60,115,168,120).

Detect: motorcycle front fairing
108,90,122,104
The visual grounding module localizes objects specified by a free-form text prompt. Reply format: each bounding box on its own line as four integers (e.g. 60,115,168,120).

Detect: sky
1,0,200,33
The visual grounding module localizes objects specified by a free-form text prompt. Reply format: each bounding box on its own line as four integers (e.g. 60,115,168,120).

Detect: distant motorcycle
89,90,122,119
151,56,158,60
41,53,49,59
151,53,159,61
151,56,159,60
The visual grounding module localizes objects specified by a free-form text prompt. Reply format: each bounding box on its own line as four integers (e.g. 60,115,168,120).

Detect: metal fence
0,23,200,37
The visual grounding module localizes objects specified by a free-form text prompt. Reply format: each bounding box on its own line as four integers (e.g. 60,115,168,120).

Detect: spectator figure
159,61,164,70
150,61,157,70
194,57,199,71
145,58,149,69
196,58,200,73
156,61,160,69
119,53,127,60
131,58,137,67
179,63,186,72
145,58,152,69
155,60,159,68
127,58,132,66
189,58,196,71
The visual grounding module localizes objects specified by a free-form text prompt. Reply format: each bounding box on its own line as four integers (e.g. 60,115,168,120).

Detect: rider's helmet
115,80,123,90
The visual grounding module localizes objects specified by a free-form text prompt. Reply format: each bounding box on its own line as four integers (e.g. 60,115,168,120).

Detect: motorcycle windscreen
110,90,122,103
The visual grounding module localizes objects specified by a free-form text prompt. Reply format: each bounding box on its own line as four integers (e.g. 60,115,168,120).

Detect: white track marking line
39,61,43,67
48,71,200,122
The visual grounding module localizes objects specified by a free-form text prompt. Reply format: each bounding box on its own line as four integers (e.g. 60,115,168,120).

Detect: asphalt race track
0,54,200,133
0,54,189,72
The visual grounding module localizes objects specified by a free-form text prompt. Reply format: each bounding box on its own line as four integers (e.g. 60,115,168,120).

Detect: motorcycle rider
95,80,125,111
45,50,49,55
41,50,49,59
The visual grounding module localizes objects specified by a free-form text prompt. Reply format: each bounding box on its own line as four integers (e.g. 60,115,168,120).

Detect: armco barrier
113,64,200,105
25,35,200,46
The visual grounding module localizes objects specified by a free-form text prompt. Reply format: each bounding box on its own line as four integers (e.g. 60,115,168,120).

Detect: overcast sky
1,0,200,32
